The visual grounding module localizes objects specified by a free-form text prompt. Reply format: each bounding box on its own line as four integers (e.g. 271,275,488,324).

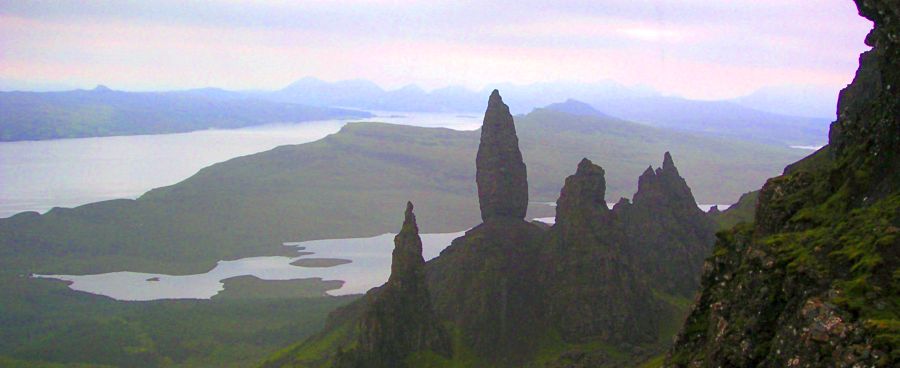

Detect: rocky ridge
666,1,899,366
263,90,718,367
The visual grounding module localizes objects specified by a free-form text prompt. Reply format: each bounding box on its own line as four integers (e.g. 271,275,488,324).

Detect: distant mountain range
260,78,835,146
1,78,834,145
733,84,838,119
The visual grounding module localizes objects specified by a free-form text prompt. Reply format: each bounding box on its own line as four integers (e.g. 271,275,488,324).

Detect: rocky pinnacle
476,89,528,221
344,202,451,368
555,158,609,227
389,201,425,285
633,152,697,209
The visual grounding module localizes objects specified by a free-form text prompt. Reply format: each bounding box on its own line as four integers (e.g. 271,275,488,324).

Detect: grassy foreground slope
0,109,805,276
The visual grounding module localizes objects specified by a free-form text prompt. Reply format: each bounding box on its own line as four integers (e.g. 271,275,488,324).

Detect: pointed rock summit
476,90,528,221
336,202,451,368
633,152,697,210
388,202,425,281
618,152,716,295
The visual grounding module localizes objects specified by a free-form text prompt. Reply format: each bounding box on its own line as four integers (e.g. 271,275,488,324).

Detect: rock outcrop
633,152,700,213
423,90,546,365
667,1,899,366
426,91,543,363
541,158,661,344
554,158,610,228
476,89,528,221
264,91,719,368
333,202,451,368
616,153,717,295
427,218,546,364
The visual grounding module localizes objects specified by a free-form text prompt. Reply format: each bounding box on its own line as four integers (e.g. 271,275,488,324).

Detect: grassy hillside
590,96,829,146
709,191,759,230
0,273,355,368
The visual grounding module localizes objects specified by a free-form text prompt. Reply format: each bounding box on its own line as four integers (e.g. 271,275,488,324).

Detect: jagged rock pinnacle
662,151,675,172
390,201,424,282
634,152,696,208
340,202,451,367
476,89,528,221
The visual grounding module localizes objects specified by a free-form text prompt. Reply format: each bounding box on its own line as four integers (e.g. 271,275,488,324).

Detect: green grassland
0,273,356,367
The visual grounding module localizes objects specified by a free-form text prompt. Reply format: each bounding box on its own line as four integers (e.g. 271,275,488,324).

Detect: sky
0,0,873,99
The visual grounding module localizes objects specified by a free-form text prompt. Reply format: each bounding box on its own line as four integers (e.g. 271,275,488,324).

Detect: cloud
0,0,873,99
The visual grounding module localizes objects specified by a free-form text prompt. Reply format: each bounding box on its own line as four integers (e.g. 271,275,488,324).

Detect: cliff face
333,203,451,368
666,1,899,366
476,89,529,221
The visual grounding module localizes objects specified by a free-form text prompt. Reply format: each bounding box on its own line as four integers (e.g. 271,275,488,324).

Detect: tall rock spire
476,89,528,221
389,202,425,282
336,202,451,368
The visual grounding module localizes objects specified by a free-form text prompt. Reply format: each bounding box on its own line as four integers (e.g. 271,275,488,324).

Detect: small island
290,258,352,268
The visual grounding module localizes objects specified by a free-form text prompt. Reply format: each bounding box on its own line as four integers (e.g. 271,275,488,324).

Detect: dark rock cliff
476,89,529,221
666,1,899,366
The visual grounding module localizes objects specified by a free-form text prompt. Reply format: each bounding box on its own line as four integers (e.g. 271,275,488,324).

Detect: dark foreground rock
666,1,899,366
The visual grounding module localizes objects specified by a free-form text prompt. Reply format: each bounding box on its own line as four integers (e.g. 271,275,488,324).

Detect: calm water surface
36,232,464,300
0,112,480,218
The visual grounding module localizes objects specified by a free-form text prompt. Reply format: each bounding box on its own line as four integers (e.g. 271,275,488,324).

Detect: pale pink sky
0,0,873,99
